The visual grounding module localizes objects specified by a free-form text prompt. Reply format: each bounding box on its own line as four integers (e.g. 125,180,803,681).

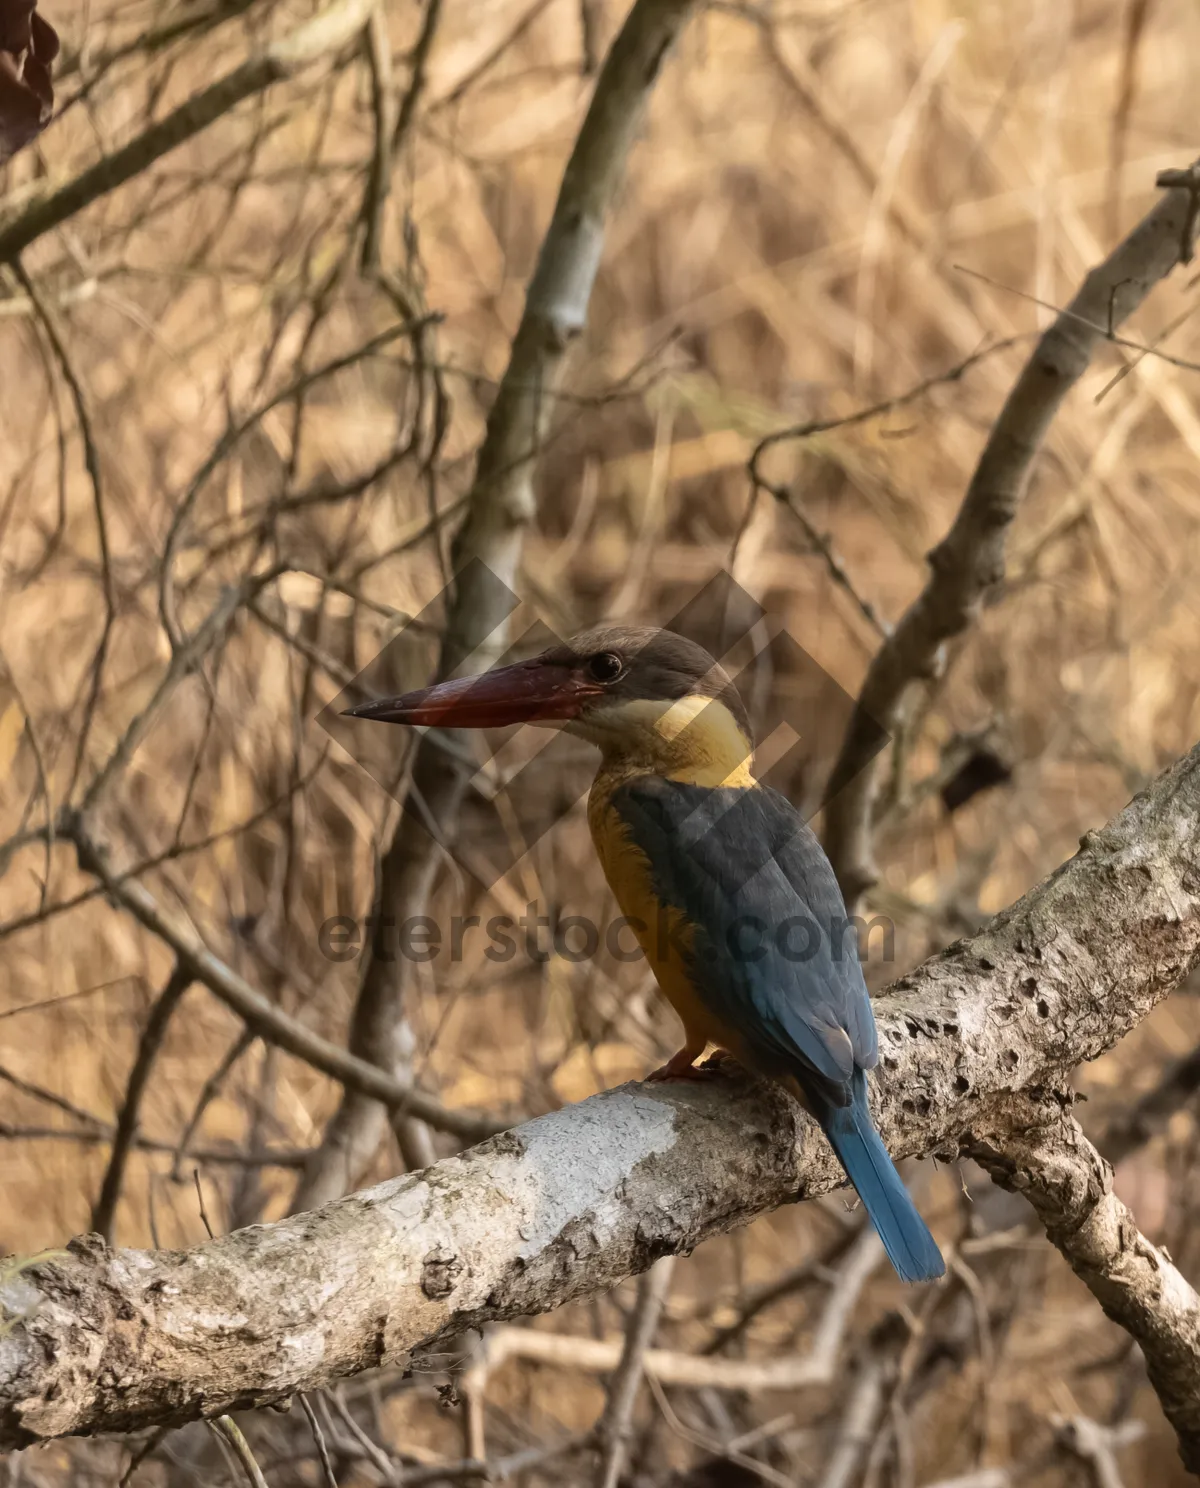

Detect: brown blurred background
2,0,1200,1482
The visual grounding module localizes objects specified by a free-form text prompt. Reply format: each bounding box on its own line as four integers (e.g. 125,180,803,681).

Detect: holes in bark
1021,977,1038,997
942,1022,959,1036
1004,1050,1019,1068
954,1075,970,1093
1036,999,1050,1018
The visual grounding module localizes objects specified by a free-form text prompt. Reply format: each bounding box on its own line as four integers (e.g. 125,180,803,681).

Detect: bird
344,624,944,1283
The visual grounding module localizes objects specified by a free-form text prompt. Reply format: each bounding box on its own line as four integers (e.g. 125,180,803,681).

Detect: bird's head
343,625,753,772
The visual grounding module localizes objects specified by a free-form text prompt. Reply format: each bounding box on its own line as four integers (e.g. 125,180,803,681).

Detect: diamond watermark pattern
318,560,889,889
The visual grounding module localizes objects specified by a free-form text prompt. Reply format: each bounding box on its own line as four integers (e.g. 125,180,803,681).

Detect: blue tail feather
822,1072,944,1284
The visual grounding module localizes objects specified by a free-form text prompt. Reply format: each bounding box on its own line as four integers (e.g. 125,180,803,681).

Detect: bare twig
747,340,1024,639
815,1321,903,1488
0,1123,310,1168
0,1061,108,1129
0,0,377,264
358,6,398,272
90,963,192,1243
594,1256,675,1488
63,813,507,1141
209,1416,270,1488
1106,0,1155,240
8,257,116,806
430,0,554,111
700,1217,865,1356
192,1169,215,1239
1052,1414,1145,1488
299,1394,339,1488
466,1226,883,1397
359,0,441,269
84,568,284,814
170,1028,258,1181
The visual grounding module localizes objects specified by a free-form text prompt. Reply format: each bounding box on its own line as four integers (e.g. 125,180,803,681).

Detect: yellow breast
587,773,725,1049
580,691,760,1053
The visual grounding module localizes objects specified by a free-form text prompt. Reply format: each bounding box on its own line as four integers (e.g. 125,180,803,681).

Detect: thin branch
0,0,379,264
1053,1415,1144,1488
170,1028,258,1181
466,1227,882,1395
62,813,508,1142
90,963,192,1243
747,340,1026,639
299,1395,339,1488
700,1217,864,1355
359,0,441,270
209,1416,270,1488
357,5,397,271
83,567,283,815
0,1123,311,1168
0,1061,108,1129
953,261,1200,375
9,257,116,806
823,157,1200,908
814,1335,893,1488
594,1256,674,1488
159,320,434,651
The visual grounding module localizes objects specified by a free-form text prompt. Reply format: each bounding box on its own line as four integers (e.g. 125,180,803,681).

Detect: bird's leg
647,1040,727,1083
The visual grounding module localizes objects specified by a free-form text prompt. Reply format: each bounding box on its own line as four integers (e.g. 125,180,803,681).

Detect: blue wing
609,776,878,1109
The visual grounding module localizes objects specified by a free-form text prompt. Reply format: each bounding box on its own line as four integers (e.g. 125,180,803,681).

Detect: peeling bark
968,1101,1200,1472
2,742,1200,1449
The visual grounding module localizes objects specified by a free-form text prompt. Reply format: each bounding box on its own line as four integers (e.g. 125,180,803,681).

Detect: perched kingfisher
345,626,944,1283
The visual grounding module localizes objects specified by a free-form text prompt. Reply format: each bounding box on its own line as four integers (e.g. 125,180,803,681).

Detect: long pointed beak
342,660,601,729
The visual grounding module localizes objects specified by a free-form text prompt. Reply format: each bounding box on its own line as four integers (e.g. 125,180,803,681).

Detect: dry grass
2,0,1200,1482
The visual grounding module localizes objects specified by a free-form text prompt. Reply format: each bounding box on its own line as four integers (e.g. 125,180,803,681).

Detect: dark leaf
0,0,58,162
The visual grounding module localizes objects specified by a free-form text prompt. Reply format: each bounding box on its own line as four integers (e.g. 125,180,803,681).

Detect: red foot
646,1048,712,1082
646,1048,744,1082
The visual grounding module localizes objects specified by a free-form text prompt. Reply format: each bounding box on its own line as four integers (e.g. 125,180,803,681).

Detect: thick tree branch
2,742,1199,1449
968,1101,1200,1472
823,158,1200,907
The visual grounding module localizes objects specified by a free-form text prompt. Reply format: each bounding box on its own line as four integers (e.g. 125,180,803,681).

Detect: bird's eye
587,651,624,683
